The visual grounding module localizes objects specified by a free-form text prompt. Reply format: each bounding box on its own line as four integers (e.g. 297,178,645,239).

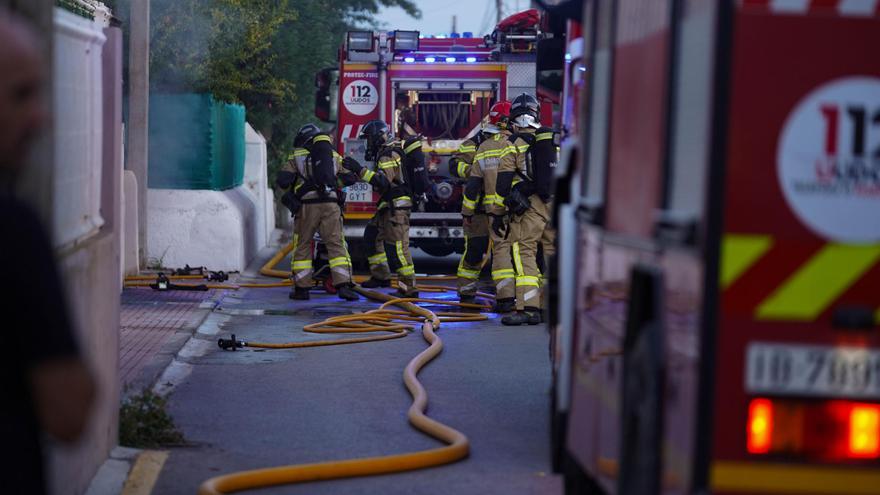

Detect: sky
374,0,533,39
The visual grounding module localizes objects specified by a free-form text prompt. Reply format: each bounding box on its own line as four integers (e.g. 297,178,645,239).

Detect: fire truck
549,1,880,494
314,13,547,260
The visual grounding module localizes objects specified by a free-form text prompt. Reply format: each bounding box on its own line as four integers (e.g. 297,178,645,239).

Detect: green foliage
119,389,185,448
107,0,420,179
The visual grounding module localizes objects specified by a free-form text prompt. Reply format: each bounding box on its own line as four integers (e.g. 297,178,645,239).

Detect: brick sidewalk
119,287,224,393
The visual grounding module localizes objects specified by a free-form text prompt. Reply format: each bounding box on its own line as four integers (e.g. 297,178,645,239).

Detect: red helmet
488,100,512,126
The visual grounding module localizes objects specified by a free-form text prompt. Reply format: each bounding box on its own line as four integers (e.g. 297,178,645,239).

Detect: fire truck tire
618,320,664,495
563,451,601,495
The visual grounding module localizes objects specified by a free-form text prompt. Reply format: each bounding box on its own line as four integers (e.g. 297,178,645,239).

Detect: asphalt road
151,248,561,494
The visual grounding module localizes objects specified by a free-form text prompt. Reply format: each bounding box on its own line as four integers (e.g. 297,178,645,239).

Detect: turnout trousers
456,213,490,297
490,217,516,302
291,202,352,289
507,197,550,310
365,208,417,292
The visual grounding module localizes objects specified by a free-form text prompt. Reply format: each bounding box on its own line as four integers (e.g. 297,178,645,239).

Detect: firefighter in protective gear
449,124,491,303
493,93,557,325
462,101,516,313
276,124,360,302
344,120,428,297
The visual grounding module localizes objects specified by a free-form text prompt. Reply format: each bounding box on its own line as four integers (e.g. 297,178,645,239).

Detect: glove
342,156,364,174
491,215,506,238
280,191,301,216
275,170,297,189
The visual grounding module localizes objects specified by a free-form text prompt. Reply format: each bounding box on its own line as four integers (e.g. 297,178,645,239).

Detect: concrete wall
146,123,273,272
244,123,275,248
46,11,123,495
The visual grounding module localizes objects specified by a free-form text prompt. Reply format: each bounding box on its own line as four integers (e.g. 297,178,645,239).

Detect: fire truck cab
550,1,880,494
314,16,544,260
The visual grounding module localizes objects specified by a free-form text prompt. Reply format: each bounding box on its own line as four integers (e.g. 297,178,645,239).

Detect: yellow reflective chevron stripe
404,140,422,153
462,195,477,210
494,194,506,207
456,161,469,177
516,275,540,287
313,135,332,143
756,244,880,321
399,265,416,276
721,234,773,289
482,194,496,206
492,268,515,281
536,132,553,141
457,267,480,280
458,144,476,153
516,144,530,152
293,148,309,157
361,169,375,182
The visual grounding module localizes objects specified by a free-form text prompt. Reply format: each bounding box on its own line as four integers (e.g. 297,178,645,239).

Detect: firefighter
462,101,516,313
342,120,429,297
449,121,491,303
276,124,360,301
493,93,557,325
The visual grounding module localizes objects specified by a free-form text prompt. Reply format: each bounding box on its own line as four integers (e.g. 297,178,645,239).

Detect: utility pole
129,0,150,268
496,0,503,24
452,15,457,36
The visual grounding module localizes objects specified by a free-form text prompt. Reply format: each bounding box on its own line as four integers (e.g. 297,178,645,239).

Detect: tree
106,0,420,177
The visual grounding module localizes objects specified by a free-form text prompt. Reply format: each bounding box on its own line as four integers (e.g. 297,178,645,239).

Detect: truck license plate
345,182,372,203
746,342,880,399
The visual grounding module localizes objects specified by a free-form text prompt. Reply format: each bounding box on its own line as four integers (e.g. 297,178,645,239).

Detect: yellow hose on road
198,289,489,494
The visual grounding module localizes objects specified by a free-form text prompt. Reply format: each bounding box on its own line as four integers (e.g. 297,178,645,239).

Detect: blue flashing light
404,56,416,63
451,32,460,38
578,66,587,72
425,56,436,63
565,53,572,61
466,56,477,63
463,32,473,38
445,56,456,63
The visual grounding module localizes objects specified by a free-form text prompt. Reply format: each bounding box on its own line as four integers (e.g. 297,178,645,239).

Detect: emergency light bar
393,30,419,52
347,31,374,52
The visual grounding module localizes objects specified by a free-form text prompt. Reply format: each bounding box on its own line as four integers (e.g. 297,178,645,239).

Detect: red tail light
849,405,880,458
748,399,773,454
746,398,880,461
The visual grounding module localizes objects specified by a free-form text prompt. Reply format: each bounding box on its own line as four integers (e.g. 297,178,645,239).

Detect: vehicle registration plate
345,182,372,203
745,342,880,399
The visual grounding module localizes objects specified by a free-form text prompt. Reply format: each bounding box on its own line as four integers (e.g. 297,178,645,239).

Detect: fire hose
199,288,491,494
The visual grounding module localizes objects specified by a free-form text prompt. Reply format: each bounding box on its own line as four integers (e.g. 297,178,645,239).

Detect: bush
119,389,185,448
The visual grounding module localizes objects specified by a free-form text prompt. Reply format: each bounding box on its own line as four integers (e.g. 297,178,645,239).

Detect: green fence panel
148,93,245,191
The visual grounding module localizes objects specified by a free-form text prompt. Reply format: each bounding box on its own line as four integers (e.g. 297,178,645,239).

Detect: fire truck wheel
563,450,600,495
618,321,664,495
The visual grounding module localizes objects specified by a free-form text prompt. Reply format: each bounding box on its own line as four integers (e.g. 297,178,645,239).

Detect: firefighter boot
501,307,542,326
459,294,477,304
360,277,391,288
493,297,516,314
396,287,419,299
289,287,310,300
336,284,359,301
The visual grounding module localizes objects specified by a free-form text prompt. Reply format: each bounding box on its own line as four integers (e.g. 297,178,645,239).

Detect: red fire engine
314,14,547,261
549,0,880,494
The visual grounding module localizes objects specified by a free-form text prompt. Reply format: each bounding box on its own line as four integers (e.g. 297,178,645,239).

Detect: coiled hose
198,288,491,494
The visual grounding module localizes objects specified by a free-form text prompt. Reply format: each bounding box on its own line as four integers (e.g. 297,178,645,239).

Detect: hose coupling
218,334,245,351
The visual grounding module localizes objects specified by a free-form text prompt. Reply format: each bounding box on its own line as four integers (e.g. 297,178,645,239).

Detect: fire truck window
664,0,717,221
